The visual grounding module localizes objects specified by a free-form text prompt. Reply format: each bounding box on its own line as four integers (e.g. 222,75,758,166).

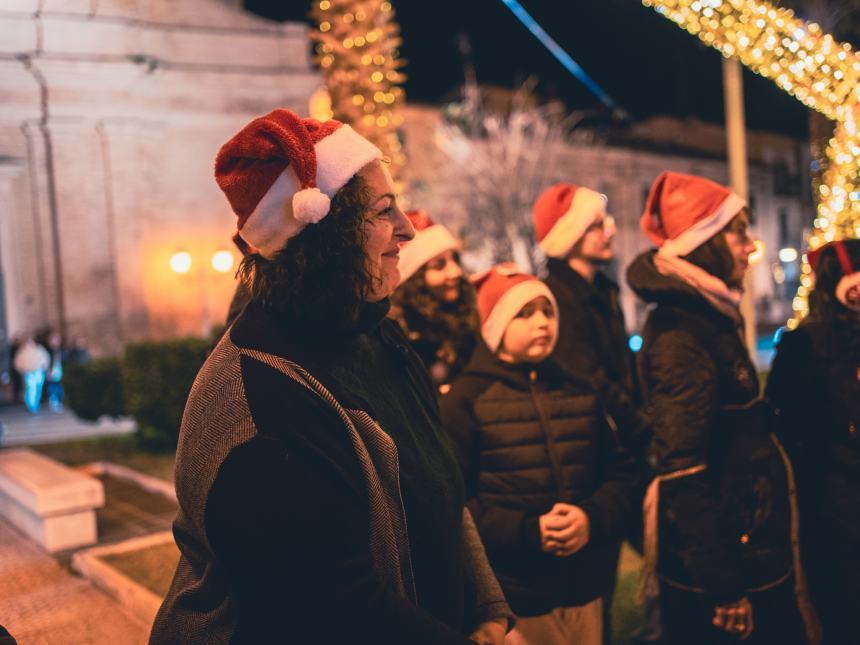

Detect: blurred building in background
0,0,317,357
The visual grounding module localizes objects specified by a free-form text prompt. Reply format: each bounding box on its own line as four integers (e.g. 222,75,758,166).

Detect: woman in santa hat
767,239,860,644
627,171,817,644
151,109,513,645
389,210,479,391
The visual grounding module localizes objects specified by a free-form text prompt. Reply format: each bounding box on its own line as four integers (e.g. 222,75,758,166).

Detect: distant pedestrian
390,209,479,391
45,331,64,412
7,334,24,404
64,336,91,367
767,239,860,645
14,337,49,414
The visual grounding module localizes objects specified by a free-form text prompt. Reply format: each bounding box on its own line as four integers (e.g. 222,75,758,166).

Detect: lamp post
169,249,235,337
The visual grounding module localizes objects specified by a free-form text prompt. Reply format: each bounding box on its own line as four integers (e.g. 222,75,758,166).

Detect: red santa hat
809,240,860,309
533,184,609,258
215,108,382,258
397,210,461,284
471,263,558,352
641,171,746,257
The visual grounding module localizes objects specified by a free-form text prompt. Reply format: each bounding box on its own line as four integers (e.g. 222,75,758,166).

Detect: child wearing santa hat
767,238,860,644
389,210,479,389
441,263,636,645
627,171,815,644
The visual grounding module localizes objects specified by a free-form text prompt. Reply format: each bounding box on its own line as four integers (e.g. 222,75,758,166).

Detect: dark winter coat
545,259,648,452
627,251,795,602
440,342,637,616
767,321,860,642
150,301,512,644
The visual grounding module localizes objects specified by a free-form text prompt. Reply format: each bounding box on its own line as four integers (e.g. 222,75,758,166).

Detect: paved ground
0,520,151,644
0,406,134,448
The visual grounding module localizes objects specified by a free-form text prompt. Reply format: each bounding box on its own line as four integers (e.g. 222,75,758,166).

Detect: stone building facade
0,0,319,356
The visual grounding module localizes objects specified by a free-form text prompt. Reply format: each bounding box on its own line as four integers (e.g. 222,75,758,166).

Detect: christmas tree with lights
310,0,407,177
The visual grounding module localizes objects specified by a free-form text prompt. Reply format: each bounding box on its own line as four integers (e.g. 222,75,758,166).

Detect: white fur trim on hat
315,124,382,197
240,125,382,257
240,168,306,258
657,192,746,258
539,188,607,258
397,224,461,284
836,271,860,309
482,280,559,352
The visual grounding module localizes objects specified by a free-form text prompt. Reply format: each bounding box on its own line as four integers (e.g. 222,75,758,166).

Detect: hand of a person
468,617,507,645
539,503,590,557
712,597,754,639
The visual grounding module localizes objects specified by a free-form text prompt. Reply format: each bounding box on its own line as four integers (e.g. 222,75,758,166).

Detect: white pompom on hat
397,210,461,284
215,108,382,258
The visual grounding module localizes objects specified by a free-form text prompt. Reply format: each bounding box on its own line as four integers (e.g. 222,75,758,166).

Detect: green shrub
64,358,126,422
122,339,209,450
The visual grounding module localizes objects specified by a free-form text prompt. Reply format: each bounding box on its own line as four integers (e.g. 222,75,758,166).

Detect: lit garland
310,0,407,177
643,0,860,326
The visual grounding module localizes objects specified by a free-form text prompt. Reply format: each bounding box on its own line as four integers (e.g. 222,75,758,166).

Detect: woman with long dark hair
767,239,860,644
627,171,816,644
150,109,512,645
390,210,479,390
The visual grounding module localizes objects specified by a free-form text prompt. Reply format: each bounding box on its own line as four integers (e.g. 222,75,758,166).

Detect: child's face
499,296,558,364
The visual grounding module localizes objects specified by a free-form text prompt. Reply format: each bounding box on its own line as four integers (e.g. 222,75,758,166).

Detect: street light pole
722,57,757,359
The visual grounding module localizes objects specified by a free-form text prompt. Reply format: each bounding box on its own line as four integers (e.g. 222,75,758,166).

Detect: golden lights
311,0,407,174
644,0,860,325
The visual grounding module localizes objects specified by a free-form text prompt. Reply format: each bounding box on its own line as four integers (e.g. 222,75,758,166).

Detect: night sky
246,0,811,138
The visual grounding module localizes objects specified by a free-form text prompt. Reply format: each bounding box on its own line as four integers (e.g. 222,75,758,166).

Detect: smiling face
423,249,463,303
722,210,757,287
359,161,414,302
498,296,559,364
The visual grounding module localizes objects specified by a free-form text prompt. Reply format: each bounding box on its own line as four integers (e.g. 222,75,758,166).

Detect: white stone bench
0,448,104,552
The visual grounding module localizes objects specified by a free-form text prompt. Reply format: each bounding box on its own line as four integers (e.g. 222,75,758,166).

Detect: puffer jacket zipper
528,369,569,502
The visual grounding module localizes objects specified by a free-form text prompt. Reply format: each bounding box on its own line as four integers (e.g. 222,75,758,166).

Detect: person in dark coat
767,238,860,645
151,109,513,645
389,209,479,392
627,171,816,645
533,183,649,456
532,182,653,641
442,264,637,645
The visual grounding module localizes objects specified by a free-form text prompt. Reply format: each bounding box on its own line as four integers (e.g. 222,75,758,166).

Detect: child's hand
468,617,506,644
539,503,590,557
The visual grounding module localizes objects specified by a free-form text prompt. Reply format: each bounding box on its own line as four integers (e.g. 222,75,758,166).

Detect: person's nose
393,205,414,243
445,260,462,281
533,311,549,329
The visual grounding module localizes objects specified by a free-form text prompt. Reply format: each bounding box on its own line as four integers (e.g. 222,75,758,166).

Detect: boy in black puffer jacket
441,264,637,645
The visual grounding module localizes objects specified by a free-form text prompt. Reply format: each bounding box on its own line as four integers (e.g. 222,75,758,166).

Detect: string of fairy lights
310,0,407,177
642,0,860,325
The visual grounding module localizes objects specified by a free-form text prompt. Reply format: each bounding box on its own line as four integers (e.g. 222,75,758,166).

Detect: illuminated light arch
643,0,860,326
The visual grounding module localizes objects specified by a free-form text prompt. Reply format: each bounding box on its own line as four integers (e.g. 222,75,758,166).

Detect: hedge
122,338,210,450
64,358,126,422
63,338,210,450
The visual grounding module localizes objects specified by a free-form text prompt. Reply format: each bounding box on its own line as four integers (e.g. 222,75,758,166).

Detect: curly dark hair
389,264,479,380
237,173,375,331
806,239,860,357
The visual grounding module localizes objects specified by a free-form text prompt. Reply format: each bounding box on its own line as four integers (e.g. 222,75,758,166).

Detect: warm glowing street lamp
170,251,192,274
211,249,235,274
